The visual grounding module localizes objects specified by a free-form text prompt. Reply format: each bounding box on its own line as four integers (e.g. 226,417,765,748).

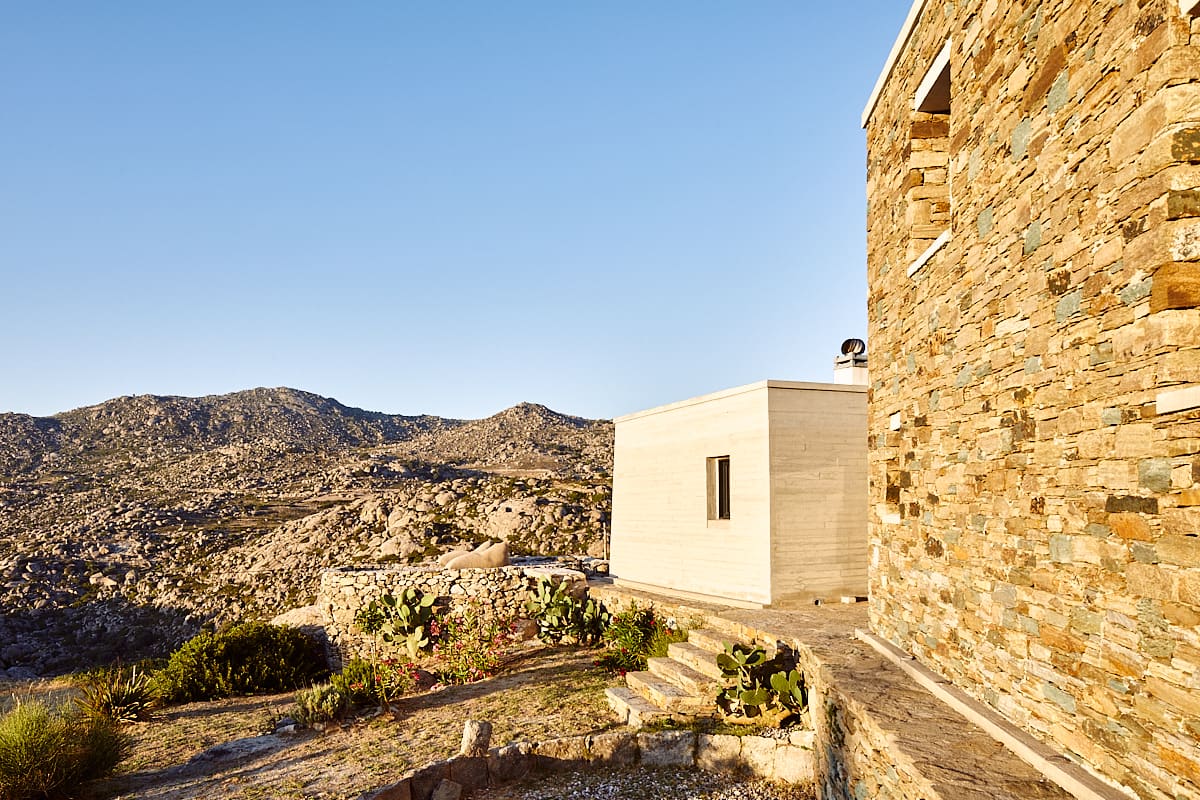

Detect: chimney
833,338,868,385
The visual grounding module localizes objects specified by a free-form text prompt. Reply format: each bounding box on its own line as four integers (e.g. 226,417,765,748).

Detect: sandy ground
83,645,619,800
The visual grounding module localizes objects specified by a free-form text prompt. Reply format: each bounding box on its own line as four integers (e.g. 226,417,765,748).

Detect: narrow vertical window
717,457,731,519
708,456,731,520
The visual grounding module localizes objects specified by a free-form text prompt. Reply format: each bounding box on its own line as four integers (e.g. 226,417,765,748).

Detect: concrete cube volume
610,380,867,607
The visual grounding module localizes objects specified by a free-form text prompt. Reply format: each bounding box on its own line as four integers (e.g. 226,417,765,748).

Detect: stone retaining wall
317,563,586,668
589,585,1086,800
358,729,816,800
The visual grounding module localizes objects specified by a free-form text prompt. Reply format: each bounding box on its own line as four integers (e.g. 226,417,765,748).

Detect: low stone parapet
316,562,586,668
357,725,816,800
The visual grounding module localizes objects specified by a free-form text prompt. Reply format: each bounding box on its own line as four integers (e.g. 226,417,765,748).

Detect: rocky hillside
0,388,613,677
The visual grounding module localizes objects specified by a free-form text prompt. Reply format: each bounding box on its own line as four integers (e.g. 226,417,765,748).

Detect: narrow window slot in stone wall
905,39,951,277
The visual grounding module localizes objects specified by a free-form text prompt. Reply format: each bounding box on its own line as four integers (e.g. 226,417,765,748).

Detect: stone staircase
605,627,732,727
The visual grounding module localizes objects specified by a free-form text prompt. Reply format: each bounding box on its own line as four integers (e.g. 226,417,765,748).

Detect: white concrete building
609,378,867,608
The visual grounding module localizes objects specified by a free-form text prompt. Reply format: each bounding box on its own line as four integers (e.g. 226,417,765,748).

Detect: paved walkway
592,583,1096,800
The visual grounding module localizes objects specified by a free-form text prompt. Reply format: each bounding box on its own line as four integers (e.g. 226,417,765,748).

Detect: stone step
647,656,719,696
626,671,712,714
604,687,669,728
687,628,734,654
668,641,724,681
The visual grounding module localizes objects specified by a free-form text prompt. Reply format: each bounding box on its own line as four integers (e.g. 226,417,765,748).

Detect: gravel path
475,766,815,800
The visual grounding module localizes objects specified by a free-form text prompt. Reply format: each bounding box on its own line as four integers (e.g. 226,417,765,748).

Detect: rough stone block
487,743,532,784
430,780,461,800
637,730,696,766
774,743,816,784
358,779,412,800
533,736,589,772
1153,262,1200,311
587,732,637,766
459,720,492,757
409,762,451,800
696,734,743,774
1157,535,1200,568
739,736,777,778
447,757,488,791
1110,512,1154,541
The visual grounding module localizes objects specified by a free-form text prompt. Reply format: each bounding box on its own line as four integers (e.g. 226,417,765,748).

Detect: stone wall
865,2,1200,798
317,563,586,667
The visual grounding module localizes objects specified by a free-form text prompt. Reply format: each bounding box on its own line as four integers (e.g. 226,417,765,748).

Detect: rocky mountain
0,388,613,677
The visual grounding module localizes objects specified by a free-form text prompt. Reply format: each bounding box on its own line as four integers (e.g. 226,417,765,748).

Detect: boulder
445,542,509,570
380,535,419,559
437,541,491,566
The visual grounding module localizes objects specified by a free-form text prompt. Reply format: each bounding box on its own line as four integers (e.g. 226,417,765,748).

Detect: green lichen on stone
1049,535,1073,563
1119,273,1152,305
1055,289,1082,322
1138,458,1172,492
1042,682,1077,713
1131,542,1158,564
1012,119,1032,161
1070,607,1103,636
1047,71,1070,114
977,206,995,237
1024,220,1043,254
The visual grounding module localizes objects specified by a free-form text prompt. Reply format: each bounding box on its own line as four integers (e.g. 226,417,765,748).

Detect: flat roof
615,379,866,424
862,0,929,128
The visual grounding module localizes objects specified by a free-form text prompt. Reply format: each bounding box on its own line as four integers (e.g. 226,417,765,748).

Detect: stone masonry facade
865,2,1200,798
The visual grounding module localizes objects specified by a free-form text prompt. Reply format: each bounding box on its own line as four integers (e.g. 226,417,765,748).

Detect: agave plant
76,666,156,724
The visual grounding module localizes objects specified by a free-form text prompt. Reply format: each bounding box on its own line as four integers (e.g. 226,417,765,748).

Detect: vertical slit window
708,456,731,521
718,457,730,519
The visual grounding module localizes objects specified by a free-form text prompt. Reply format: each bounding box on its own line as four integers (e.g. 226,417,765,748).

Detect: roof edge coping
862,0,929,128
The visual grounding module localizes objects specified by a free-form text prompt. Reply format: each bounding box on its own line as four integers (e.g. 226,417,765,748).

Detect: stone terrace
592,583,1126,800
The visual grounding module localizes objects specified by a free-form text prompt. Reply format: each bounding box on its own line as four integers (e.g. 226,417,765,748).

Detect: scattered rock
459,720,493,757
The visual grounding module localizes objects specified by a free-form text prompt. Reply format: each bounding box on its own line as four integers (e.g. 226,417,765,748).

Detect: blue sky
3,3,908,420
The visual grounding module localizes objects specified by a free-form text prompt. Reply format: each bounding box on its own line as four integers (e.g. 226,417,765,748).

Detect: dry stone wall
865,3,1200,798
317,563,586,667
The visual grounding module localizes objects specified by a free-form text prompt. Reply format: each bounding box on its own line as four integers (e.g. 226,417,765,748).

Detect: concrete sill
907,229,951,277
1156,384,1200,415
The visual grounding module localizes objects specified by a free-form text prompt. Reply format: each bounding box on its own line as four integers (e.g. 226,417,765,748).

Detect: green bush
432,602,511,684
76,665,156,724
292,684,349,726
330,658,421,708
153,622,328,703
330,659,380,707
0,698,127,800
596,603,688,675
